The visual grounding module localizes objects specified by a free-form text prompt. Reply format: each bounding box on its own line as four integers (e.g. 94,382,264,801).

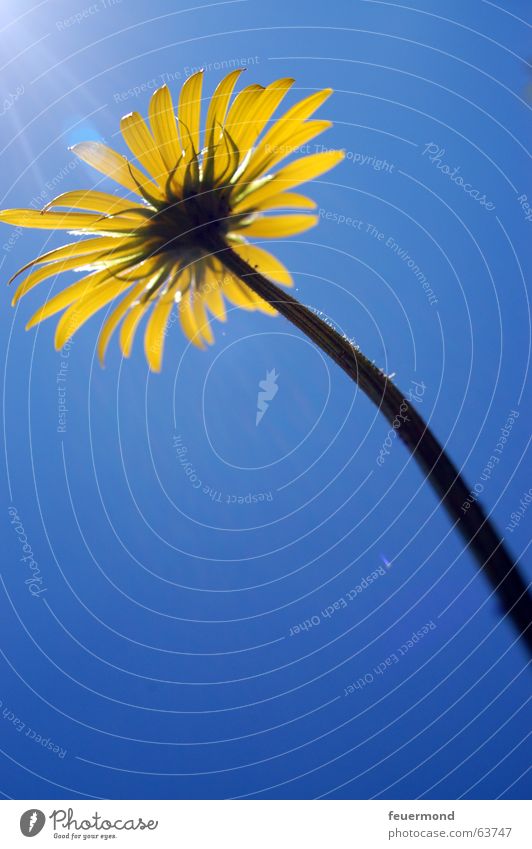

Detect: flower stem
217,242,532,654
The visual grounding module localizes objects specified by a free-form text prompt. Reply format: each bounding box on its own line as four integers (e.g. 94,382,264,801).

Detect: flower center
149,189,233,258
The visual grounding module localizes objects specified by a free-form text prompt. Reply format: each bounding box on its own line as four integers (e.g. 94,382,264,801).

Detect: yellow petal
204,69,244,152
97,279,148,365
235,149,344,209
98,263,168,365
168,150,188,195
0,207,147,236
218,262,277,315
14,240,148,305
246,89,333,181
178,71,203,159
242,286,277,315
191,291,214,345
202,265,227,321
218,256,278,314
144,297,174,371
204,284,226,322
43,190,145,216
224,84,264,150
159,263,189,302
70,142,164,201
112,253,165,281
0,208,103,230
179,290,204,349
222,275,256,310
237,214,317,238
54,279,132,350
13,252,115,304
212,127,240,187
25,267,113,329
238,77,294,156
285,88,333,122
148,85,182,174
238,191,316,213
241,120,332,184
231,243,293,286
120,301,149,357
203,70,244,186
88,213,151,236
120,111,166,185
7,237,140,286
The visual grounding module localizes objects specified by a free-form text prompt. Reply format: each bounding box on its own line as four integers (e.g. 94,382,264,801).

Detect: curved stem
214,240,532,655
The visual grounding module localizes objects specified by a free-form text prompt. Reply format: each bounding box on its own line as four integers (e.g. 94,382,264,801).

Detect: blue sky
0,0,530,799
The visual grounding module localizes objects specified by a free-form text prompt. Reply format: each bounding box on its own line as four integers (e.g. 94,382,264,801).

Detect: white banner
0,799,529,847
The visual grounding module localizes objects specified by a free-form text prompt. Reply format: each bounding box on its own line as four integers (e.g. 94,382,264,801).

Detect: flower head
1,71,343,369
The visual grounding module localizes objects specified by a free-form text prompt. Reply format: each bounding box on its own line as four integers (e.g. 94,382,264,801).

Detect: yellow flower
1,71,343,370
